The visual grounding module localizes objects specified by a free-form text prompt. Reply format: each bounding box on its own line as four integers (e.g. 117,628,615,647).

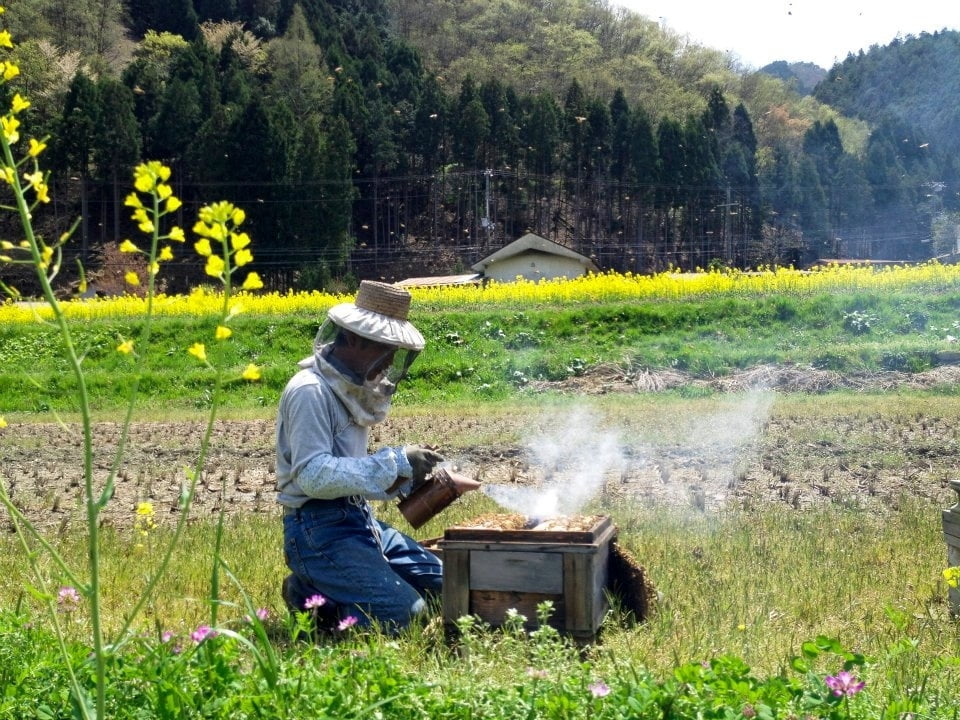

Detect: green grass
2,288,960,414
1,488,955,718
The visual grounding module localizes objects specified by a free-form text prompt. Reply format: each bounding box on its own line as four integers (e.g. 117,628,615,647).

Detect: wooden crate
438,516,617,642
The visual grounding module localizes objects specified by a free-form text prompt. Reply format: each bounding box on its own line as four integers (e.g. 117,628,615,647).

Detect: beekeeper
276,280,445,629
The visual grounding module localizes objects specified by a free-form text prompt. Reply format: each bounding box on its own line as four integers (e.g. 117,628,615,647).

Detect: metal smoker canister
397,467,481,529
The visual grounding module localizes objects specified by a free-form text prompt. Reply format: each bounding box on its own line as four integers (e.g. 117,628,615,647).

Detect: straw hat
327,281,425,350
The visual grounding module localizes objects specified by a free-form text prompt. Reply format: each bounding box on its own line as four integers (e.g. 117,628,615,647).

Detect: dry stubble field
3,365,959,534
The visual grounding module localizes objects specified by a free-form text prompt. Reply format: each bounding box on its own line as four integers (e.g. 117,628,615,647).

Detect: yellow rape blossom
165,196,182,213
204,254,225,278
1,115,18,144
11,94,30,114
156,184,172,200
133,161,171,193
0,416,7,429
194,238,212,257
187,342,207,362
193,219,226,241
134,501,156,537
1,62,19,82
234,248,252,267
124,192,143,209
125,271,140,286
168,226,185,242
116,339,134,355
945,567,960,588
158,245,174,261
0,30,11,48
27,137,45,156
231,232,251,250
119,239,139,253
242,364,262,381
241,272,264,291
215,325,232,340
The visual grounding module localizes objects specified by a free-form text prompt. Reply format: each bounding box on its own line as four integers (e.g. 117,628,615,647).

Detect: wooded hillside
1,0,956,296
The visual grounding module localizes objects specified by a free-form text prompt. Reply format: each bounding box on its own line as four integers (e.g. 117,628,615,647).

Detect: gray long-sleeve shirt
275,361,413,508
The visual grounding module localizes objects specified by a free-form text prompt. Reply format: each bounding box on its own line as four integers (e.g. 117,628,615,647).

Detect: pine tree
93,76,141,242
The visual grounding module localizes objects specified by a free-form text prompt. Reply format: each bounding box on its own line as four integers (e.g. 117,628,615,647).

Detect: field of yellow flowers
3,261,960,324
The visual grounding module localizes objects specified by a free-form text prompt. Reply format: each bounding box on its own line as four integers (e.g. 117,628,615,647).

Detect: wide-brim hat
327,280,425,350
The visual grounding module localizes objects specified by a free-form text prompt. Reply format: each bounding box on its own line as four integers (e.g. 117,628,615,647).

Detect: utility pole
481,169,494,250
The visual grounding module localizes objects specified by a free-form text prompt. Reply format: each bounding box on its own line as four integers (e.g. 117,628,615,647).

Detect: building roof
471,233,600,273
394,273,483,288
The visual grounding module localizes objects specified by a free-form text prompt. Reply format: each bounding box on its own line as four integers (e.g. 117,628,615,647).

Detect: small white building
471,233,600,283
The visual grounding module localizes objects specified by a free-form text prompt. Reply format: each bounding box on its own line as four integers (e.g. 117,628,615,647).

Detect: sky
615,0,960,69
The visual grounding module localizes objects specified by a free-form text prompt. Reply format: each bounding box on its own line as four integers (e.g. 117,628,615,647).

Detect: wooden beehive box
438,515,617,641
944,481,960,615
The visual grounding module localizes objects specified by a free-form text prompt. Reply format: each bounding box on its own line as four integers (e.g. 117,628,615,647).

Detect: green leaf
800,641,820,659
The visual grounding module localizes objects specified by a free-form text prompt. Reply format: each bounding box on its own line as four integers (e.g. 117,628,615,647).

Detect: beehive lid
442,514,612,544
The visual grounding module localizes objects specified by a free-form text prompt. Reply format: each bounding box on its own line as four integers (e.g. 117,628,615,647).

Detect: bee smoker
397,467,481,529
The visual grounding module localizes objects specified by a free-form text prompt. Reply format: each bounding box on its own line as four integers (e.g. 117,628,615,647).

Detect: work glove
405,445,445,488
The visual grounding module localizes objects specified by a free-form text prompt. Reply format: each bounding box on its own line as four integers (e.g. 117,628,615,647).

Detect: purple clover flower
825,670,865,697
589,681,611,698
337,615,358,631
245,607,270,623
190,625,217,644
304,594,327,610
57,586,81,611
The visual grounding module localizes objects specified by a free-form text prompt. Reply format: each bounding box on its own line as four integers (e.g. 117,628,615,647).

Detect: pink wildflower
337,615,358,631
190,625,216,644
825,671,865,697
589,681,611,698
526,667,549,679
57,586,81,611
304,594,327,609
246,607,270,623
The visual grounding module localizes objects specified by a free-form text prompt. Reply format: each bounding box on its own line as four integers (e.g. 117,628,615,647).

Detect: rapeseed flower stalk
0,18,113,718
181,198,263,627
0,14,264,716
133,501,156,546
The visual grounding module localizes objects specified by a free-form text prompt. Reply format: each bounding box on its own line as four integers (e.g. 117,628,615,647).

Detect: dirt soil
2,364,959,534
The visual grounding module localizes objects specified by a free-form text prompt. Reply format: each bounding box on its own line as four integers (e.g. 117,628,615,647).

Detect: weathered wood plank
442,549,471,622
469,590,563,627
470,550,563,594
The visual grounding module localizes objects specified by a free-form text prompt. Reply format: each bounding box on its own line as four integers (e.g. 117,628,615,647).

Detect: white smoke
481,390,774,516
482,406,625,518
